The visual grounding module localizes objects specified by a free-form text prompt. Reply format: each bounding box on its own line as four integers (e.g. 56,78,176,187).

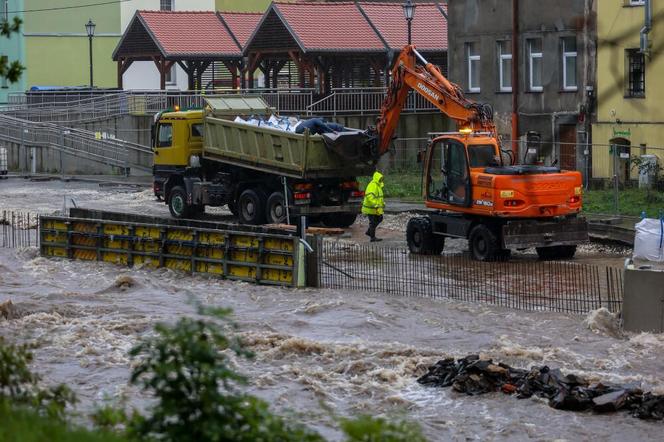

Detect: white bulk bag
633,218,664,262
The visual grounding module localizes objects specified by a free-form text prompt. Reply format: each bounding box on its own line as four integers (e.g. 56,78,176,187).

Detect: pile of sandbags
633,218,664,262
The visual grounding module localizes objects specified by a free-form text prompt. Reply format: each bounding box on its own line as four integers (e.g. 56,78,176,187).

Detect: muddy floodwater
0,178,658,441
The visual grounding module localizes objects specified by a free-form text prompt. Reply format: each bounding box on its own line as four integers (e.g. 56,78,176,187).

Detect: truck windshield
468,145,498,167
191,123,204,138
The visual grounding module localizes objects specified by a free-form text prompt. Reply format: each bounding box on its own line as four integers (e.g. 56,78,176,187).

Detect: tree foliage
1,16,25,83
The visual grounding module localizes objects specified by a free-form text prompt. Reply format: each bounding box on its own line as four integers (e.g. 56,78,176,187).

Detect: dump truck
367,45,588,261
152,96,374,226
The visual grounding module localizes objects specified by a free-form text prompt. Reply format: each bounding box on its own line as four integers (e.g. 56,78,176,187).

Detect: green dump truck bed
202,96,374,179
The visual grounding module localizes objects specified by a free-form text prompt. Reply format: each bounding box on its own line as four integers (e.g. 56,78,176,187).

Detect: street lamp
85,19,96,87
402,0,416,45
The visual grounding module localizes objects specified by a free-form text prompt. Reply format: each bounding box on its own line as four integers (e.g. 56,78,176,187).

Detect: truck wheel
536,245,577,260
322,213,358,228
469,224,499,261
238,188,266,225
168,186,192,218
407,217,444,255
266,192,288,224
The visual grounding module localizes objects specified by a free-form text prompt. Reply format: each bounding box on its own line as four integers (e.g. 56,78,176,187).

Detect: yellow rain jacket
362,171,385,215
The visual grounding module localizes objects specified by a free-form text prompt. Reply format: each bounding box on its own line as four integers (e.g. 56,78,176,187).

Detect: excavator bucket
322,130,375,163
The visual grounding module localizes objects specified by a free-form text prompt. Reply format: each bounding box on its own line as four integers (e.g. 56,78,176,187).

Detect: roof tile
359,2,448,51
218,11,263,49
273,1,385,52
138,10,241,57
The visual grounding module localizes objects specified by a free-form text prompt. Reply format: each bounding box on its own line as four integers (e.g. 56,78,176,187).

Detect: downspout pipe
640,0,652,54
511,0,519,158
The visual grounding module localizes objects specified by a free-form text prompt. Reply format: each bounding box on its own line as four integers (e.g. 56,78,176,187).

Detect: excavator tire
536,245,577,261
407,217,444,255
469,224,500,261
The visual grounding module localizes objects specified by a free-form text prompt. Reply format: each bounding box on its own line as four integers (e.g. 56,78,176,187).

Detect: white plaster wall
120,0,215,90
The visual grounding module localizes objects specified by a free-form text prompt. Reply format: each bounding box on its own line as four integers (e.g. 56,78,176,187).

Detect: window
626,49,645,97
165,65,176,85
497,41,512,92
444,139,470,205
562,37,577,91
191,123,204,138
2,1,8,21
528,38,543,92
160,0,173,11
468,145,499,167
466,42,480,93
629,1,645,5
157,123,173,147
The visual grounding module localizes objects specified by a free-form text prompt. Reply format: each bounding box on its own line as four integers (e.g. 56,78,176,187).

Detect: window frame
561,37,578,91
527,38,543,92
626,48,646,98
466,42,481,93
160,0,173,11
497,40,512,92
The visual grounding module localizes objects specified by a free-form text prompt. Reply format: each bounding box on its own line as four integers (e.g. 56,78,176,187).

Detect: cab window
191,123,204,138
157,123,173,148
468,145,498,167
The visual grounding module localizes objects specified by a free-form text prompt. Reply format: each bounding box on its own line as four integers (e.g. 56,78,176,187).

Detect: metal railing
2,87,440,123
1,211,40,249
0,114,152,172
319,241,623,314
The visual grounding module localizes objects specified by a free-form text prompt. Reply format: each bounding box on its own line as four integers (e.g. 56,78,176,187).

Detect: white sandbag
633,218,664,262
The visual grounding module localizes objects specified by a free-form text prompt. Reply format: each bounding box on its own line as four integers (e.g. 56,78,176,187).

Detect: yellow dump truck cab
152,109,204,199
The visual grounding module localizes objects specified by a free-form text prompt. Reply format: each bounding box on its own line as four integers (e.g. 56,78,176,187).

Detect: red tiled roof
359,2,447,51
138,10,241,57
273,1,386,52
218,11,263,49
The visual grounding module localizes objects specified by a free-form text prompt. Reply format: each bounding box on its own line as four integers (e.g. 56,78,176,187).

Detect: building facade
447,0,596,173
592,0,662,180
1,0,26,103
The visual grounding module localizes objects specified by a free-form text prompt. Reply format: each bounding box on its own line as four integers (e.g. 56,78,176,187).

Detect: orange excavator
368,45,588,261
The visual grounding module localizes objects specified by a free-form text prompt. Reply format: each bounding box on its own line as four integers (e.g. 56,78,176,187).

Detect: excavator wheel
469,224,500,261
536,245,577,261
407,217,444,255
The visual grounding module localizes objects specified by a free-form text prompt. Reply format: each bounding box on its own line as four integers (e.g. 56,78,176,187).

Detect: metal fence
0,211,40,249
318,241,623,314
0,114,152,173
3,88,437,123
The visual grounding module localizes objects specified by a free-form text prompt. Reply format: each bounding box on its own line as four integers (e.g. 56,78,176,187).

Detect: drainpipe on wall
640,0,652,54
511,0,519,158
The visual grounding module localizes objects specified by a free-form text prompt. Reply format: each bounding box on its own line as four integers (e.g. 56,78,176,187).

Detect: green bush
340,415,427,442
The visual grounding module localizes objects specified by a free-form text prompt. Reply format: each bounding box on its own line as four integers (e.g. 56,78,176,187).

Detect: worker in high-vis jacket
362,171,385,242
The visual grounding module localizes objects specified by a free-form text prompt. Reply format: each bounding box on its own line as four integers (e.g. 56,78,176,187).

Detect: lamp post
402,0,416,45
85,19,96,87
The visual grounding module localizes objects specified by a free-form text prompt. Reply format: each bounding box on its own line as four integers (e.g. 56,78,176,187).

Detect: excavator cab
424,133,500,209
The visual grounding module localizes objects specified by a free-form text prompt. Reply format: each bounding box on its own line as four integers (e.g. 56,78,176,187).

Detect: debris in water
418,355,664,421
0,300,20,320
583,308,624,338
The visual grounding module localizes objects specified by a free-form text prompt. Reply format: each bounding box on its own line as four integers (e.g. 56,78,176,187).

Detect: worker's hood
372,171,384,187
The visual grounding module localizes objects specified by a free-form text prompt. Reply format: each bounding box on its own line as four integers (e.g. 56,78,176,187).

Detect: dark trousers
366,214,383,238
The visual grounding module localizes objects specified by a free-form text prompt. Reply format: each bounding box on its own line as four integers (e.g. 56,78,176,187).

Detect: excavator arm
372,45,496,158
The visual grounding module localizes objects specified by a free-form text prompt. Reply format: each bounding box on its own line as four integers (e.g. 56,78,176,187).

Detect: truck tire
536,245,577,260
266,192,288,224
469,224,500,261
322,213,357,228
238,188,266,225
407,217,444,255
168,186,193,219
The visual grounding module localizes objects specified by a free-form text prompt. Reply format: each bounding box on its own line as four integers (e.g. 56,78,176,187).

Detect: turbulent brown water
1,245,663,441
0,178,657,440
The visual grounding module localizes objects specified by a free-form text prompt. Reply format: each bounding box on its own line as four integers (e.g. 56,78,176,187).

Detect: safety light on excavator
174,105,180,112
459,127,473,134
